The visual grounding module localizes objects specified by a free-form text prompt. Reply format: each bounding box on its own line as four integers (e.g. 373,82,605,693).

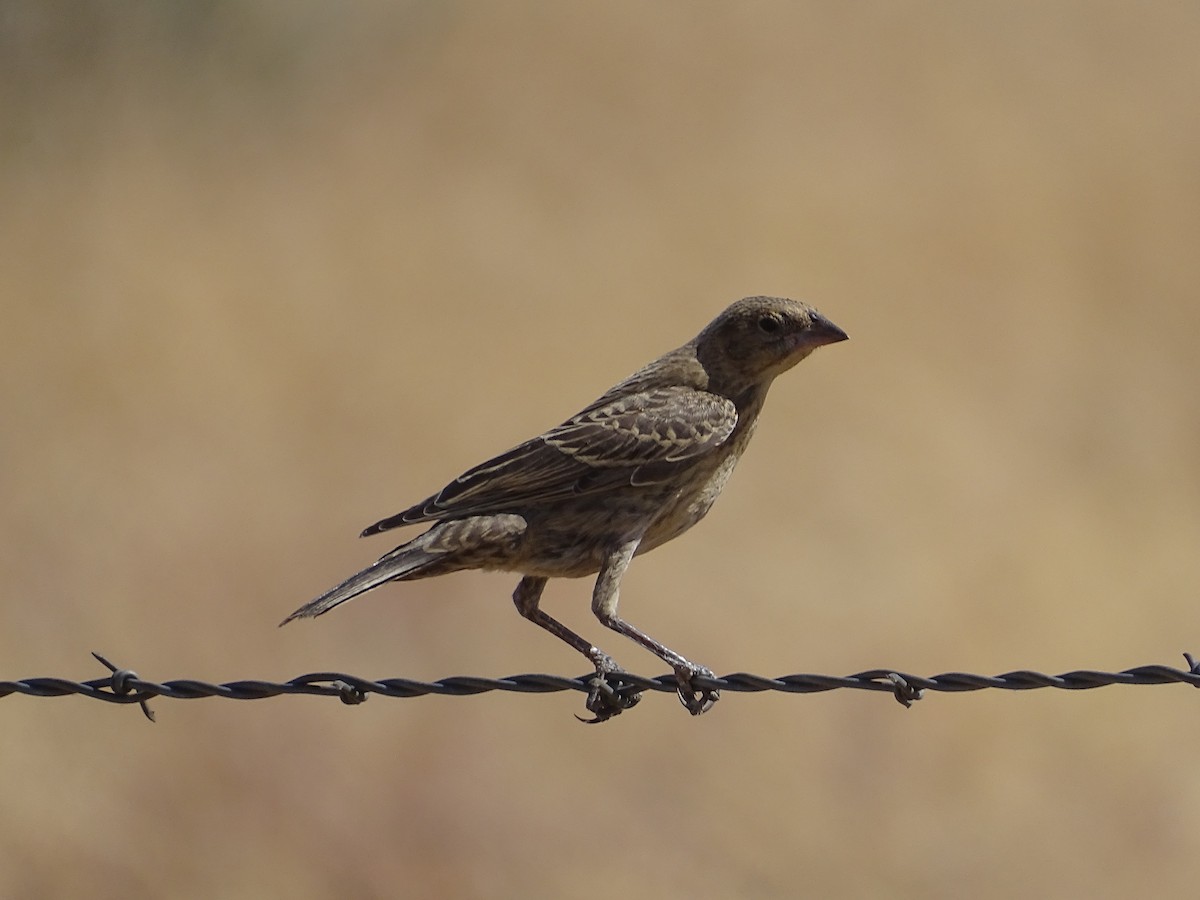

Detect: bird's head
693,296,848,393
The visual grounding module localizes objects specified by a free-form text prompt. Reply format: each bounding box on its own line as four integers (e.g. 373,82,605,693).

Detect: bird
281,296,847,720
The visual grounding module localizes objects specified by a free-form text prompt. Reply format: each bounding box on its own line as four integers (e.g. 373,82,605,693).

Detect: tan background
4,2,1199,897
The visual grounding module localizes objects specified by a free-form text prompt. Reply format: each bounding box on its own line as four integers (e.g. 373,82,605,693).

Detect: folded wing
361,386,737,535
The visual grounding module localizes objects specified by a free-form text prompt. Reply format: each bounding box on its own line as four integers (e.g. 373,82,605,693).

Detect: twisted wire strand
1,652,1197,722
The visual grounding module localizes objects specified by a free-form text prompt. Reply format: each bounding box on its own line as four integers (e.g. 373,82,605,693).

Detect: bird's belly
505,490,678,578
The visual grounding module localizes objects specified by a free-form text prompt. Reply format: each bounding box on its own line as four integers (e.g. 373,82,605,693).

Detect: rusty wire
0,651,1197,722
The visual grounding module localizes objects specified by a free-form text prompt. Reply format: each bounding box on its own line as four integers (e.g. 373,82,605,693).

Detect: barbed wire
1,651,1197,723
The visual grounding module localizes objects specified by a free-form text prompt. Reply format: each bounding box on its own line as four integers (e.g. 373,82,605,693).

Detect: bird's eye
757,315,781,334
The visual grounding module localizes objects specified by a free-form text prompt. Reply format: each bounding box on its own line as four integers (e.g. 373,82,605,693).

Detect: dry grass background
3,2,1199,897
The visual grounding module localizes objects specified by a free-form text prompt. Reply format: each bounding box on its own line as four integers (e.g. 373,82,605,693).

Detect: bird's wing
361,386,737,534
544,386,736,466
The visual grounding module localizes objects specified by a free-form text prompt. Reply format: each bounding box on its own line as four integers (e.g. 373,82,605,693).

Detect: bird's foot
576,653,642,724
673,661,720,716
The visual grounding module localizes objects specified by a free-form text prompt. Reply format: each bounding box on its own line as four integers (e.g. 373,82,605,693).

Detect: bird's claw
575,656,643,724
674,663,720,716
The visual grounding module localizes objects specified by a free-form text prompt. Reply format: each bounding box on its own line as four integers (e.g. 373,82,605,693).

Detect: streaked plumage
282,296,847,720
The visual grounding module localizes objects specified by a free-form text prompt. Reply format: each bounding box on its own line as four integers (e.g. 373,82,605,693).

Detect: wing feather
361,386,737,535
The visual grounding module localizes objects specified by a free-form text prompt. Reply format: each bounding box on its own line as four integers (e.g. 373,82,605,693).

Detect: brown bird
282,296,847,720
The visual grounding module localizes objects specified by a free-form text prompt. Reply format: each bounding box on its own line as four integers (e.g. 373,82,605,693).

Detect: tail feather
282,514,527,627
279,544,435,626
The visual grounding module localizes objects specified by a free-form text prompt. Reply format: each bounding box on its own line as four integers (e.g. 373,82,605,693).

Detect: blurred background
3,2,1199,897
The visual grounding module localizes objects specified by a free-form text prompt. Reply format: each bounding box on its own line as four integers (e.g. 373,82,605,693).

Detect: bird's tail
281,514,527,626
279,540,439,626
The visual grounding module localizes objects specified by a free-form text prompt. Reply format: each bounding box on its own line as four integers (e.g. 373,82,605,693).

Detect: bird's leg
591,540,720,716
512,575,640,722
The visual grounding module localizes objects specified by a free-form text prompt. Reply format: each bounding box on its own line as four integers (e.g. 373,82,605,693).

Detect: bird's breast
638,408,761,553
638,449,740,553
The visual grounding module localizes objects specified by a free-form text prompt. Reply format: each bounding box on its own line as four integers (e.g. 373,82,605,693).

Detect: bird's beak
805,313,849,348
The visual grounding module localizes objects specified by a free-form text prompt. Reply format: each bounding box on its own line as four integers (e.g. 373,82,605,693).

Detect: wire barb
885,672,924,707
2,652,1198,722
90,651,156,722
